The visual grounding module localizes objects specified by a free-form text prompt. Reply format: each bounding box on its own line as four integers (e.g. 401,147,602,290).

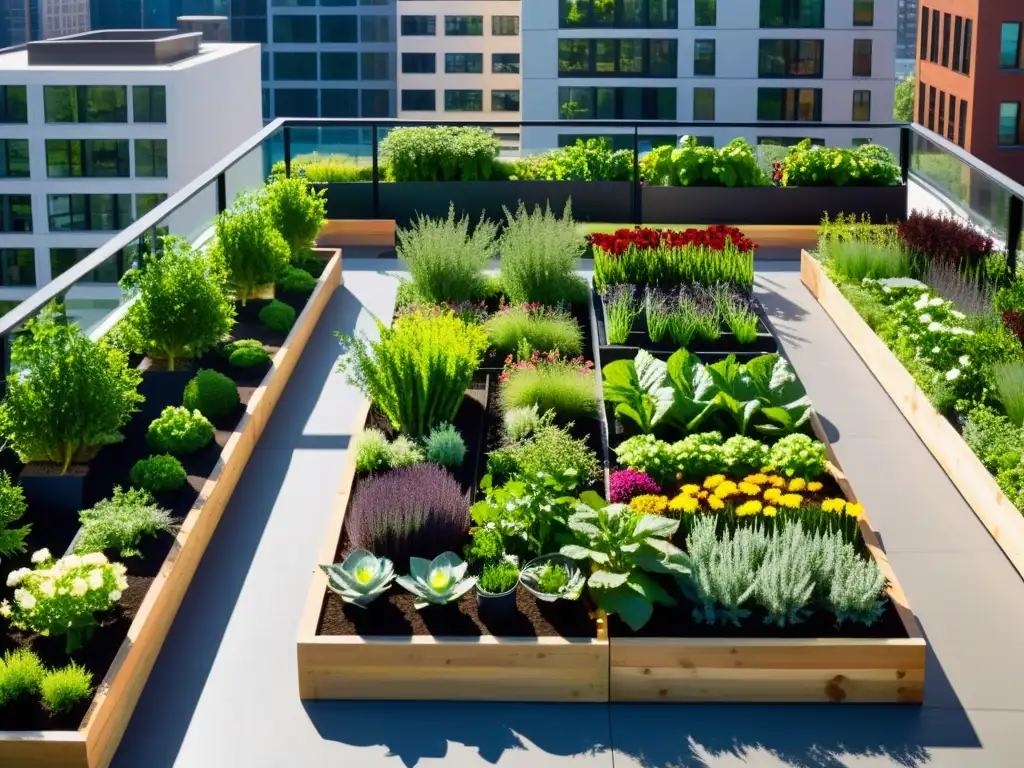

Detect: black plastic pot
476,584,518,620
20,463,88,517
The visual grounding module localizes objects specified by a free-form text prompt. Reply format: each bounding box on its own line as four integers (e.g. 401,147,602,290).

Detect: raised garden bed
0,249,342,768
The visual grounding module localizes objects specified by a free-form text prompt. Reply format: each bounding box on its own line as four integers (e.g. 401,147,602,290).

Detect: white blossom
919,313,932,323
946,368,961,381
14,589,35,610
71,578,88,597
39,580,55,597
0,600,10,618
959,355,970,366
110,590,123,602
30,548,50,564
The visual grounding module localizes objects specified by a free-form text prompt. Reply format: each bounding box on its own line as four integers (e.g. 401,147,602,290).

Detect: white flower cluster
0,550,128,622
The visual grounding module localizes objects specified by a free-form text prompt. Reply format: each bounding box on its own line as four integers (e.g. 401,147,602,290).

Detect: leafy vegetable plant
146,406,214,455
397,552,477,609
321,550,396,607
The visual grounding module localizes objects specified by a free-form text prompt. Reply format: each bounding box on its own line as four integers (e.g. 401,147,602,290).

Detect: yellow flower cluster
665,473,846,518
820,498,864,518
628,494,669,515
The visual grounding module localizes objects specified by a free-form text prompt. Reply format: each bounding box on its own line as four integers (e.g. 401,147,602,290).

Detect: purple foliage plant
609,469,661,504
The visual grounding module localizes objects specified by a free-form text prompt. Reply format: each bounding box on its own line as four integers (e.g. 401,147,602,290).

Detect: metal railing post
284,126,292,179
216,171,227,214
372,124,380,219
1009,195,1023,277
900,125,911,185
632,125,641,227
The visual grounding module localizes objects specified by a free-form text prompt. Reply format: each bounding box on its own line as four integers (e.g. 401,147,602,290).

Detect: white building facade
521,0,899,153
42,0,91,41
0,35,262,299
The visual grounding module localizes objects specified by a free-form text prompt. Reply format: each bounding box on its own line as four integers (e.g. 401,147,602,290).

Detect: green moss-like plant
0,649,45,705
129,455,187,494
214,190,291,305
229,345,271,368
276,266,317,294
262,176,326,261
183,369,240,420
40,662,94,714
146,406,214,455
0,304,144,472
259,300,296,332
0,470,29,556
117,236,235,371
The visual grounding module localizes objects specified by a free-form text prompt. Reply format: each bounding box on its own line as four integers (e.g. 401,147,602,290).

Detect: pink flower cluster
498,349,594,383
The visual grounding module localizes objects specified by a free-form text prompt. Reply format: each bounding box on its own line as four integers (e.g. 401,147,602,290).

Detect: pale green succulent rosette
396,551,477,609
321,549,396,607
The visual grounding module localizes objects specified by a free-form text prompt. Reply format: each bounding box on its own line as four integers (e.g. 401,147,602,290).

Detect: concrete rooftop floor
109,257,1024,768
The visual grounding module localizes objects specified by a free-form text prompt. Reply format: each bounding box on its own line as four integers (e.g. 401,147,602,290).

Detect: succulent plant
396,551,476,609
520,555,585,602
321,549,396,607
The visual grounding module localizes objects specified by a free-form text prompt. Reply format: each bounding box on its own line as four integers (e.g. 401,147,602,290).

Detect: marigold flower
821,498,847,513
698,491,709,500
735,500,762,517
777,493,803,509
629,494,669,515
807,481,823,492
669,494,700,513
763,487,783,502
766,475,786,488
743,474,769,485
738,481,761,495
845,502,863,519
681,484,700,495
763,506,778,517
708,496,726,511
788,478,807,492
713,481,739,499
703,474,726,490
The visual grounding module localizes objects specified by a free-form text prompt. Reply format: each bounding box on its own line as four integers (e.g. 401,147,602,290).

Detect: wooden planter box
0,250,343,768
295,403,610,703
801,250,1024,582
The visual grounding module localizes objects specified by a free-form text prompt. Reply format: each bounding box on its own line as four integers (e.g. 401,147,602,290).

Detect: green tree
262,176,326,262
894,75,915,122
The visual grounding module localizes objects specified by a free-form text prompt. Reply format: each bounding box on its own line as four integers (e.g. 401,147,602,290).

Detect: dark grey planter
317,182,375,219
20,463,88,516
641,185,908,226
476,584,519,620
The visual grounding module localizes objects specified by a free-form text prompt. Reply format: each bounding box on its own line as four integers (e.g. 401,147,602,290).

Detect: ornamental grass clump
338,309,488,438
498,201,588,306
604,285,640,344
644,289,673,343
485,303,583,356
2,550,128,653
992,363,1024,427
713,285,760,344
117,236,235,371
498,350,598,420
828,240,915,282
0,649,45,705
75,486,176,558
397,204,496,304
347,464,470,570
0,471,29,557
0,305,143,473
40,663,94,714
261,175,326,261
214,190,291,305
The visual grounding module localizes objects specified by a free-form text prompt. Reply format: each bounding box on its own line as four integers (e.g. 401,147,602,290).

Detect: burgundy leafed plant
897,211,994,269
347,463,470,570
609,469,661,504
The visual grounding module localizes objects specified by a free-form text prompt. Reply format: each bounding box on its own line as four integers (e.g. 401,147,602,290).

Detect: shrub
347,464,469,570
2,550,128,653
0,305,144,472
0,471,29,557
262,176,326,261
76,486,176,558
993,363,1024,427
505,421,601,484
130,455,187,494
227,339,271,367
397,204,496,304
498,201,588,306
271,154,374,183
498,350,598,420
828,240,915,282
117,236,235,371
388,436,424,467
478,560,520,594
354,429,392,473
338,309,488,438
214,190,291,304
485,303,583,356
769,434,827,480
898,211,994,269
259,299,297,332
502,404,542,443
513,139,633,181
609,469,661,504
183,369,240,420
641,137,768,188
0,649,45,705
781,140,900,187
40,662,94,714
277,266,318,294
147,406,214,455
425,423,467,468
380,126,499,181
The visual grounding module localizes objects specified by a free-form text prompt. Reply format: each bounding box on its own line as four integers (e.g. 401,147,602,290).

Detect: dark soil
0,274,319,732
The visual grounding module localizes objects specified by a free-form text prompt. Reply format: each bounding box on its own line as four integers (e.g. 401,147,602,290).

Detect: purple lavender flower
609,469,661,504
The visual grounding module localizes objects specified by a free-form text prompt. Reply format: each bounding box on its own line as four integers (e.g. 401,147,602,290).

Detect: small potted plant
476,557,520,618
520,554,584,602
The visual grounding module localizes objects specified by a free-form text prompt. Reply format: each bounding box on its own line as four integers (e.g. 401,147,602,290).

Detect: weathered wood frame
0,250,343,768
801,251,1024,581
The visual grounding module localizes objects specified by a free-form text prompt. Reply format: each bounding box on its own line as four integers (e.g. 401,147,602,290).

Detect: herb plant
262,175,326,261
471,473,581,560
117,237,235,371
498,201,588,306
146,407,215,455
321,550,396,607
645,289,673,343
381,126,499,181
520,557,585,601
500,420,601,484
605,284,639,344
502,404,542,443
129,455,187,494
424,423,467,468
513,139,633,182
75,486,176,558
498,351,598,420
182,369,240,420
478,559,520,595
397,552,477,609
354,429,393,473
641,137,768,188
0,471,29,557
828,241,915,282
40,663,94,713
214,190,291,304
769,434,827,480
0,649,45,705
0,307,144,472
258,299,296,332
388,436,425,467
714,285,760,344
485,303,583,356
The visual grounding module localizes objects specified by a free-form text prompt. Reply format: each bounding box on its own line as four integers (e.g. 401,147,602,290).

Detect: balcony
0,120,1022,767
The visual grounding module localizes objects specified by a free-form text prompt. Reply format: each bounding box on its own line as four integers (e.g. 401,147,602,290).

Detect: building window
941,13,951,67
0,140,29,178
47,194,133,231
274,88,318,117
322,52,358,80
760,0,823,28
937,89,945,135
401,15,435,35
446,54,483,74
0,249,35,287
44,86,127,123
962,19,972,74
558,86,677,119
999,103,1021,146
853,0,873,26
360,15,391,42
361,90,390,117
928,85,936,131
492,90,520,112
445,90,483,111
136,193,167,217
492,53,520,73
920,7,929,60
402,53,436,74
263,88,270,119
231,18,267,44
275,52,318,80
694,40,715,76
135,139,168,178
558,39,678,77
558,0,677,29
0,86,27,123
321,89,358,117
445,16,483,36
758,40,823,78
401,90,436,111
0,195,31,233
133,86,166,122
952,16,962,71
757,88,822,121
917,80,925,124
492,16,519,36
1001,23,1022,69
929,8,939,63
693,88,715,120
852,90,871,121
49,249,122,283
959,99,968,147
947,94,956,141
695,0,716,26
45,139,130,178
361,53,390,80
852,39,872,76
274,15,317,43
320,15,357,42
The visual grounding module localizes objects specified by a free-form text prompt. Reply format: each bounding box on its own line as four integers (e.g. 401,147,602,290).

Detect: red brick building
915,0,1024,180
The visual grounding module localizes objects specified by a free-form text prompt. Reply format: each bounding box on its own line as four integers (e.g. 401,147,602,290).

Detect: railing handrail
277,118,910,130
908,123,1024,202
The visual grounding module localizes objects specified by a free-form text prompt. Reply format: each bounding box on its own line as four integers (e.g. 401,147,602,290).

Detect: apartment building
0,0,41,49
521,0,899,153
915,0,1024,181
43,0,91,40
0,30,262,297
